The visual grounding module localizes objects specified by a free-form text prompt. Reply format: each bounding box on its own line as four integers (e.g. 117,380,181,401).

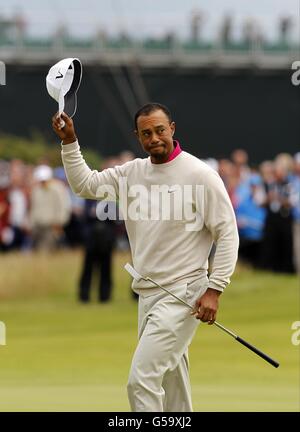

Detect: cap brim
63,59,82,118
64,92,77,118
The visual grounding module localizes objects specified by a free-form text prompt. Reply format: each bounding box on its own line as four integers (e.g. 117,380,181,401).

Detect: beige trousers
127,276,209,412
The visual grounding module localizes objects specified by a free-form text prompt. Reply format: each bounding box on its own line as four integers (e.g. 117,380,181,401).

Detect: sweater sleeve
203,170,239,292
61,141,121,201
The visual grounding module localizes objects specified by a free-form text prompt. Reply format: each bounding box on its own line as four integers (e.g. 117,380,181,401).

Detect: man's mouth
150,144,164,149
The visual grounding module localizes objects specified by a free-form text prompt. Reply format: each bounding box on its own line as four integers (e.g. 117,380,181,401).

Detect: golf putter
124,263,279,368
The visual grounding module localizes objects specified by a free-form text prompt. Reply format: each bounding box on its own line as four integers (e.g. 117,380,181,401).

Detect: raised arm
52,112,120,201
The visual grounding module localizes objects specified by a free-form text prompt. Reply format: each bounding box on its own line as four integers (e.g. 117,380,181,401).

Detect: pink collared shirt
166,140,182,162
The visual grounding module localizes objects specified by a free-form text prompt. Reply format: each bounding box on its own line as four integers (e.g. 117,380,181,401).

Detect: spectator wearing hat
30,164,71,251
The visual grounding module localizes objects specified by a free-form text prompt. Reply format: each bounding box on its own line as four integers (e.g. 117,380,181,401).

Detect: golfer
52,103,239,412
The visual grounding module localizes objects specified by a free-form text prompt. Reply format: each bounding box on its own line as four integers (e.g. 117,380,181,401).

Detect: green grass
0,251,299,411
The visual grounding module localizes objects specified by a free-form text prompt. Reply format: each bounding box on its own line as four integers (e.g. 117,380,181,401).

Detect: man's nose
151,132,159,144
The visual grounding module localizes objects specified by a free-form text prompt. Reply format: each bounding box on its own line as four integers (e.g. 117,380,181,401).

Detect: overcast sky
1,0,299,41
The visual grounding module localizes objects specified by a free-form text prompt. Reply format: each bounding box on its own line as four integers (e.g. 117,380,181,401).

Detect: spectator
54,167,85,248
30,165,71,251
235,172,266,267
291,153,300,274
0,161,12,252
78,158,119,303
8,159,29,250
231,148,251,181
78,199,117,303
231,150,264,268
275,153,294,175
218,159,239,207
260,157,294,273
260,160,275,185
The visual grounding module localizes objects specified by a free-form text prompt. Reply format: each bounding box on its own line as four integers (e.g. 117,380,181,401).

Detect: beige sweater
61,141,239,291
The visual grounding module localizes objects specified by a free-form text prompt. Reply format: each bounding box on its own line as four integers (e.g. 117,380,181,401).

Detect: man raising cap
51,103,239,412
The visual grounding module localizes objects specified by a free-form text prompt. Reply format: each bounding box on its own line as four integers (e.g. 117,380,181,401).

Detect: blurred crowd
211,150,300,275
0,150,134,253
0,149,299,278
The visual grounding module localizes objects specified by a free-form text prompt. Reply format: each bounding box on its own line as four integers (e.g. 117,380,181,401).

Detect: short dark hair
134,102,172,130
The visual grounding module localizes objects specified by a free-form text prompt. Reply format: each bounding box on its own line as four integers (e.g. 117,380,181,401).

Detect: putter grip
236,336,279,368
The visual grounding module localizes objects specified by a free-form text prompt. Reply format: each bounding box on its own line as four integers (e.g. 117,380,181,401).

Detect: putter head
124,263,145,282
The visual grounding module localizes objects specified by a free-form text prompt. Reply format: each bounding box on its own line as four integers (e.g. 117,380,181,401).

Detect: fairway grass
0,251,299,411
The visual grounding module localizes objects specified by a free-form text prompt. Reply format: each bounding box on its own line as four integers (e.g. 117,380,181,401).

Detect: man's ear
170,121,176,136
134,129,138,137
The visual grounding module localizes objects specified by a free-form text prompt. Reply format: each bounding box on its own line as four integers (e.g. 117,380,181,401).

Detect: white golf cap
46,58,82,118
34,165,53,182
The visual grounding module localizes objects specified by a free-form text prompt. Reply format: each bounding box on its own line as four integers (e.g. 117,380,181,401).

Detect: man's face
135,109,175,164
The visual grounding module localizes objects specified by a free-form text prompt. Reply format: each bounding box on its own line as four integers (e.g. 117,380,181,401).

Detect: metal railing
0,35,298,69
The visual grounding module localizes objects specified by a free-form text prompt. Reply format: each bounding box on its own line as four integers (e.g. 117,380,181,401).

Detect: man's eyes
142,128,165,137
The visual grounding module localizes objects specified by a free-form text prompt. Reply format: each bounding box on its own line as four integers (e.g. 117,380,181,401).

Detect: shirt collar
166,140,182,162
